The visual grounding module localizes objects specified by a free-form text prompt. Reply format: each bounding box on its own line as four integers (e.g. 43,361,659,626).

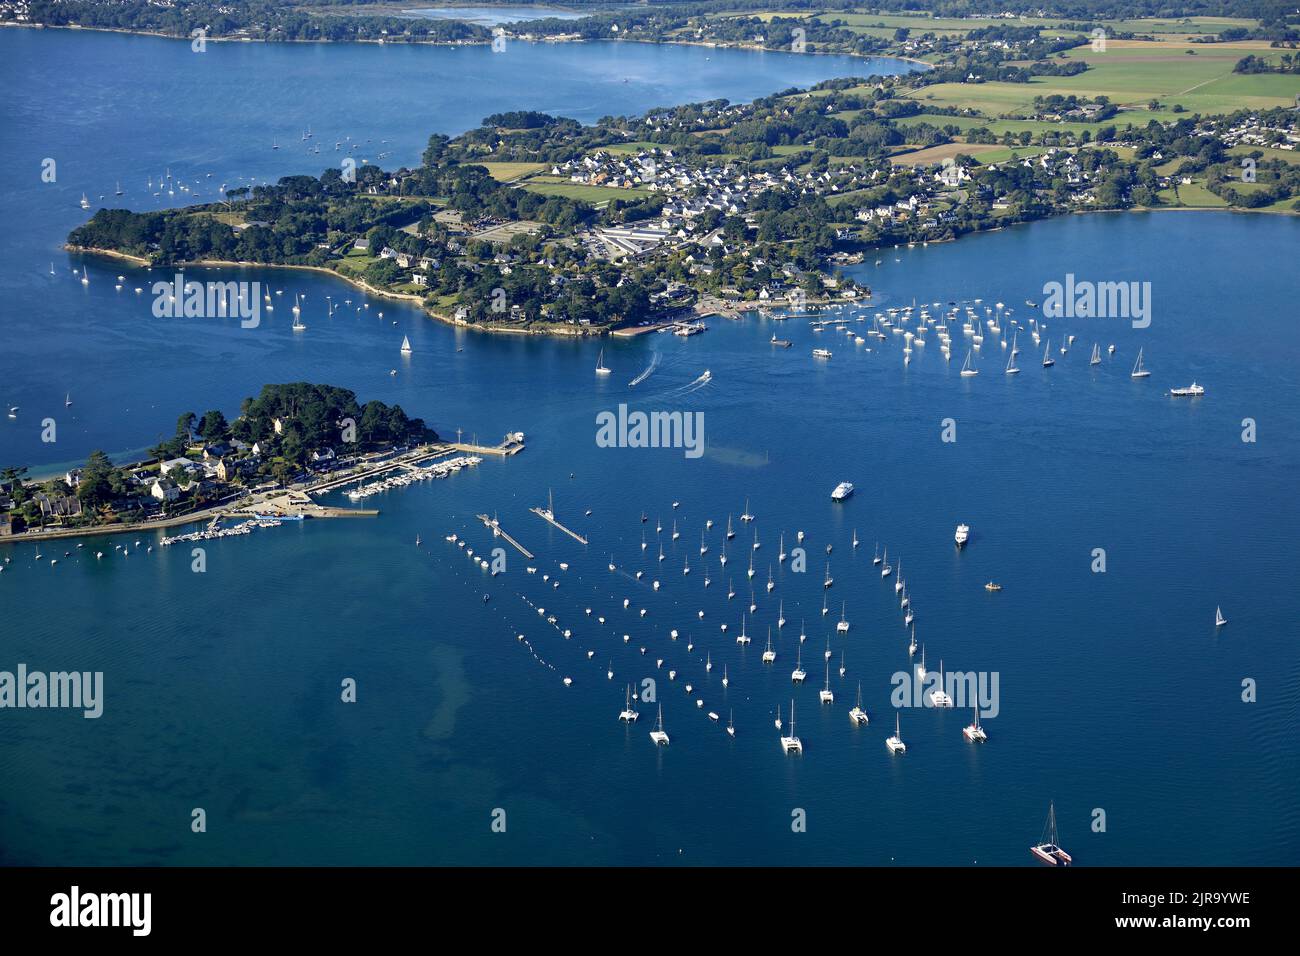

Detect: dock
449,435,525,457
529,503,589,546
476,514,534,560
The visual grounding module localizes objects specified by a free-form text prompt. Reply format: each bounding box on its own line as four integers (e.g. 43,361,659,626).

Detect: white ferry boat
1170,382,1205,397
831,481,854,501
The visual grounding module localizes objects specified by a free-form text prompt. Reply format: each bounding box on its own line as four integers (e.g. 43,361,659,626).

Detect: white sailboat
727,709,735,738
780,699,802,754
762,628,776,663
1030,802,1072,866
1131,347,1150,378
791,645,806,684
595,348,611,376
1090,342,1101,366
820,661,834,704
649,704,669,745
960,349,979,377
1215,606,1227,627
619,685,639,722
837,601,849,633
963,705,987,742
400,335,412,353
1042,340,1055,367
849,682,868,724
886,712,906,754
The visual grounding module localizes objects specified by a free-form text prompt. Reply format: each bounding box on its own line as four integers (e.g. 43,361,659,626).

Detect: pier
529,492,589,546
449,434,525,457
476,514,533,559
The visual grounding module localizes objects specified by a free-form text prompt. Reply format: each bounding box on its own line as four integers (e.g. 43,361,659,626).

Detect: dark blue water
0,30,1297,866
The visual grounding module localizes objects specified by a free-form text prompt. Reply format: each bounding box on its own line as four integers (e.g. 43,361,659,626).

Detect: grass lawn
521,182,652,202
476,162,545,183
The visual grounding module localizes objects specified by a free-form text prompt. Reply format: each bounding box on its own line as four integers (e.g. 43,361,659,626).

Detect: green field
902,40,1300,118
477,162,546,182
521,181,652,202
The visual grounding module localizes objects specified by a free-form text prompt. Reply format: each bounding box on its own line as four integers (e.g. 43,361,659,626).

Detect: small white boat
1030,802,1072,866
649,705,669,746
1215,606,1227,627
954,523,969,548
780,699,802,754
400,335,412,353
595,348,611,376
619,685,639,722
819,661,834,704
1131,347,1150,378
1170,382,1205,397
849,682,868,725
963,706,987,742
886,712,906,754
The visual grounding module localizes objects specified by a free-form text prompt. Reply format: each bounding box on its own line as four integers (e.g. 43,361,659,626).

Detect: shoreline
64,247,610,337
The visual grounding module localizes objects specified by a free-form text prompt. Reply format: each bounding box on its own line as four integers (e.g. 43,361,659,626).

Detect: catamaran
837,602,850,633
736,614,751,645
963,705,987,742
649,705,669,746
849,682,868,724
1030,802,1072,866
791,645,806,684
762,628,776,663
780,699,802,753
820,661,834,704
886,712,906,754
1131,347,1150,378
929,660,954,707
619,685,639,722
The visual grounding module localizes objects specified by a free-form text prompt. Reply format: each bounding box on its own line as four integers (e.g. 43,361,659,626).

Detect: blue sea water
0,29,1297,866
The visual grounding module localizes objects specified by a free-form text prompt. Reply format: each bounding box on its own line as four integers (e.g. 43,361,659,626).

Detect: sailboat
594,348,611,375
837,602,849,633
400,335,412,353
727,709,735,738
823,562,833,589
64,393,72,407
736,613,751,645
1005,347,1020,375
700,530,708,556
778,532,786,562
1030,802,1072,865
114,181,123,196
762,628,776,663
1042,340,1055,367
963,705,987,742
766,565,775,592
1090,342,1101,366
780,699,802,753
838,652,846,678
740,498,754,522
1131,347,1150,378
908,625,917,656
1215,606,1227,627
619,685,639,722
820,661,834,704
79,193,90,210
849,682,868,724
774,703,782,730
960,349,978,377
726,515,735,539
649,704,669,745
791,645,806,684
873,542,881,565
886,712,906,754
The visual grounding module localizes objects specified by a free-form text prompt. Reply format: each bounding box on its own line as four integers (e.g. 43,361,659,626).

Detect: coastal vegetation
0,384,435,535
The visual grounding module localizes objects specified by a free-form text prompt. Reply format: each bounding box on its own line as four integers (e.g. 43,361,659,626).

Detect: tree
77,451,117,509
198,409,229,441
176,412,196,442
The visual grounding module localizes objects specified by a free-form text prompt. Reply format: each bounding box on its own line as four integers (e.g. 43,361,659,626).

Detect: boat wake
628,351,659,388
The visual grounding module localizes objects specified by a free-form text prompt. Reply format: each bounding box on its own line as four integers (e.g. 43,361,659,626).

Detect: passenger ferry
831,481,854,501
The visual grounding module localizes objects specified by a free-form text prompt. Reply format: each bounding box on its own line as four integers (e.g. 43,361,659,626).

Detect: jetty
530,490,588,545
476,513,533,559
449,433,525,457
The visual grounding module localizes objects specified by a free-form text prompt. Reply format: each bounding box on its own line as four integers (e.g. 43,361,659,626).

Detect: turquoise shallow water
0,30,1297,866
